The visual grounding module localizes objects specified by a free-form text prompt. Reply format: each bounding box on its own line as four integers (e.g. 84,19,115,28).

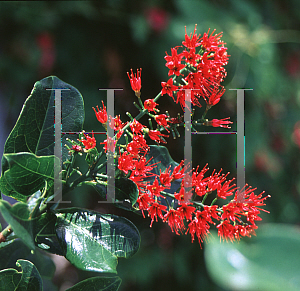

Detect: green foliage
0,76,141,290
205,224,300,291
0,153,58,201
94,177,139,208
0,259,43,291
65,276,122,291
0,240,56,284
0,200,35,250
3,76,84,161
34,211,64,256
55,208,140,273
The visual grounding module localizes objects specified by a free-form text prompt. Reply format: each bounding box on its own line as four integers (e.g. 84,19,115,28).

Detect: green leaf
0,200,35,250
0,160,26,202
66,276,122,291
34,211,64,256
0,259,42,291
0,240,56,281
3,76,84,161
146,145,179,175
95,177,139,208
0,153,58,201
55,208,141,273
204,224,300,291
115,178,139,206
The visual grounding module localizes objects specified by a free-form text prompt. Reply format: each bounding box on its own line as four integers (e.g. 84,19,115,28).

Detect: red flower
109,115,124,131
182,47,200,67
217,178,237,199
80,131,96,150
101,136,116,153
130,119,145,134
161,78,178,99
175,86,200,111
221,202,241,222
177,203,196,221
164,208,183,235
204,205,220,221
126,134,148,156
173,187,183,202
199,28,225,52
144,99,159,112
170,115,183,125
159,166,172,187
155,114,170,131
133,156,157,178
217,220,235,242
137,193,154,217
186,219,198,243
118,151,135,174
147,177,165,197
148,130,169,144
148,202,167,227
133,134,148,150
176,185,193,202
206,117,233,128
182,25,201,49
171,160,185,181
93,101,107,128
165,47,185,76
186,211,210,245
207,86,225,107
127,68,142,97
71,145,82,153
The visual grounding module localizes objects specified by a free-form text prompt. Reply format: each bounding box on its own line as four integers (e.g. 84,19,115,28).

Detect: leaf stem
0,225,13,243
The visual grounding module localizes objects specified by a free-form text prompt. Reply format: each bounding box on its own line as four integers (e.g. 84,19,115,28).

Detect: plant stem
0,225,13,243
210,197,218,206
202,105,211,119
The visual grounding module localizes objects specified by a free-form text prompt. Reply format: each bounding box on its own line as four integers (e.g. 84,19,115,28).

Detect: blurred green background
0,1,300,290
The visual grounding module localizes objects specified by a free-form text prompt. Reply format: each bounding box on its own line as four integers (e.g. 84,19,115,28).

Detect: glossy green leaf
3,76,84,161
66,276,122,291
0,239,15,249
0,259,42,291
95,177,139,208
0,240,55,281
34,211,64,256
0,153,58,201
55,208,141,273
0,159,26,202
0,200,35,250
205,224,300,291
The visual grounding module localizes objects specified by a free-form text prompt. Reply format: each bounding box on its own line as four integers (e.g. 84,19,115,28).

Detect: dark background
0,1,300,290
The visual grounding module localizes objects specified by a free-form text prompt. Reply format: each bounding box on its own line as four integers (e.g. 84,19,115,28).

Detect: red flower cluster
80,131,96,150
128,68,142,98
133,160,270,246
93,101,108,129
82,25,269,248
161,25,229,110
144,99,159,112
205,117,233,129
